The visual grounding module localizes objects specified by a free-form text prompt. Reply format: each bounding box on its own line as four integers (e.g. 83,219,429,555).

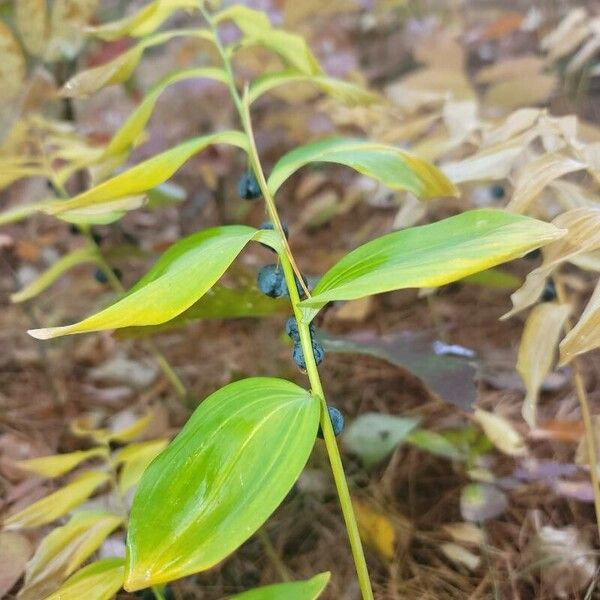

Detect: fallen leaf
460,483,508,522
0,532,33,597
440,542,481,571
321,330,478,411
352,499,398,562
473,409,526,456
516,303,571,426
526,525,596,598
560,278,600,363
343,413,420,467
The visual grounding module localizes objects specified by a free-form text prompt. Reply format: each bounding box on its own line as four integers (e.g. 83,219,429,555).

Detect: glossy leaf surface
113,438,169,494
125,378,320,590
44,558,125,600
15,447,108,478
18,511,123,600
230,573,330,599
3,472,109,529
300,209,564,321
267,137,458,198
28,226,260,339
45,131,247,215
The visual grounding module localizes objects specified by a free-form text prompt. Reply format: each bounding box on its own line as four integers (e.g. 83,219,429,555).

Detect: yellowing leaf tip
27,327,59,340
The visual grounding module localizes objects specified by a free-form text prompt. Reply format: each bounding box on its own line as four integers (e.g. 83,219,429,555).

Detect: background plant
3,1,600,600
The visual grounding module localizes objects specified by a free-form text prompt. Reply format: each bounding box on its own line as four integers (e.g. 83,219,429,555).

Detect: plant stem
151,586,166,600
554,275,600,543
279,255,374,600
199,7,374,596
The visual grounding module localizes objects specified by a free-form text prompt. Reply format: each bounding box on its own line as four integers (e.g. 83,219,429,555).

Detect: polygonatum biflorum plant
0,2,568,599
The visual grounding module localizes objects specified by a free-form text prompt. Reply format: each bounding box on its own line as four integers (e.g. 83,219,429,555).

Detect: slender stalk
50,179,189,404
198,6,374,596
554,275,600,542
151,586,166,600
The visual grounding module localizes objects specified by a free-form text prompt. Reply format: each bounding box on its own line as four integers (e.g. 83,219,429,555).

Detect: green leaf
44,558,125,600
28,225,261,339
60,29,214,97
118,280,289,338
0,201,51,226
124,377,320,590
267,137,458,198
343,413,421,467
104,67,228,159
406,430,465,460
241,29,322,76
86,0,197,40
14,447,108,478
214,5,321,75
461,267,521,289
230,573,331,600
248,69,379,106
300,209,565,321
213,5,272,36
3,472,110,529
43,131,248,215
17,511,123,600
10,247,100,303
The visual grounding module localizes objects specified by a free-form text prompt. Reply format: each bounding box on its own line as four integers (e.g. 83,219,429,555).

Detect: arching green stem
198,5,374,597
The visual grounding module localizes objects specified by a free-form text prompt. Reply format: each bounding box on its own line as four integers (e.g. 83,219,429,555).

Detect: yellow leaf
44,131,247,214
0,21,26,104
17,512,123,600
59,45,144,98
113,439,169,494
71,408,155,444
3,472,109,529
56,195,148,226
86,0,197,41
16,0,48,57
103,67,228,159
15,447,108,478
505,208,600,318
507,153,586,213
352,499,397,561
517,303,571,426
560,279,600,364
44,558,125,600
47,0,98,61
473,409,526,456
214,5,272,36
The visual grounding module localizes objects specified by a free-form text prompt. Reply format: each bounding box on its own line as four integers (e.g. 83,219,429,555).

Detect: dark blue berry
292,340,324,371
95,269,108,284
257,264,287,298
317,406,345,438
260,221,289,239
285,316,315,342
541,279,556,302
490,184,505,199
94,268,122,284
525,248,541,260
238,171,261,200
286,316,300,342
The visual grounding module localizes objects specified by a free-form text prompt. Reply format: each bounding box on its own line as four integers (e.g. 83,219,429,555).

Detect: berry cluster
285,316,324,370
238,170,262,200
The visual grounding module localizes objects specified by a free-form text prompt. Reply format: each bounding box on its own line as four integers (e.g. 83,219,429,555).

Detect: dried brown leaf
560,279,600,364
516,303,571,426
505,208,600,317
